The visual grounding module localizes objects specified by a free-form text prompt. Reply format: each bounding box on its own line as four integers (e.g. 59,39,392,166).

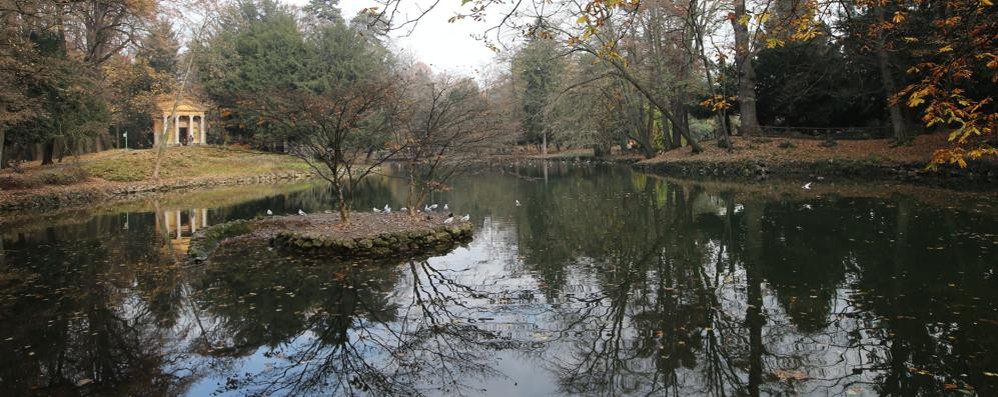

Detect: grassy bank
1,145,310,188
0,146,315,212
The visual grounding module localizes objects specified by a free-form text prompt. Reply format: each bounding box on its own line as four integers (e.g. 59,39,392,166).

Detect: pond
1,163,997,396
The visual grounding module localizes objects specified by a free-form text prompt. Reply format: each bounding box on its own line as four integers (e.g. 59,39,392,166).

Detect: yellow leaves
737,14,751,26
755,12,771,24
700,95,734,112
938,45,954,53
892,11,906,23
576,15,589,24
765,38,786,48
907,87,931,108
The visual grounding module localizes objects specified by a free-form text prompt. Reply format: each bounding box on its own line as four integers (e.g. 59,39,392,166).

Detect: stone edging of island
188,213,474,263
272,223,474,258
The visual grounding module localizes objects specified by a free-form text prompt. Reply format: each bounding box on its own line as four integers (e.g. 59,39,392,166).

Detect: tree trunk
0,128,5,168
41,138,55,165
732,0,761,136
541,128,548,155
875,6,909,142
671,101,688,150
336,183,349,223
641,107,656,158
744,201,765,396
604,57,703,153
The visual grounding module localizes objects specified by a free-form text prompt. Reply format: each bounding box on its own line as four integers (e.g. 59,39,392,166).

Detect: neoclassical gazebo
152,96,208,146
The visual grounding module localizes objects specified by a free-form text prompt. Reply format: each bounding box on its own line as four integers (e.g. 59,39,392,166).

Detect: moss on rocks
188,219,257,263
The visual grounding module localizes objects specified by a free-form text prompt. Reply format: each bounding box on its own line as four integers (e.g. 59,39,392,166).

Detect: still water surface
1,164,997,396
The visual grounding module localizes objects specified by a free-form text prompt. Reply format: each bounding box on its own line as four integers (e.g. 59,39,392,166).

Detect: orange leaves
879,0,998,168
892,11,906,23
700,95,734,112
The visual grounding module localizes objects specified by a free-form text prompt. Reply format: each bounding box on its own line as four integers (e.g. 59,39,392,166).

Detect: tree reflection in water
190,238,508,396
1,165,996,396
0,215,196,396
500,167,997,396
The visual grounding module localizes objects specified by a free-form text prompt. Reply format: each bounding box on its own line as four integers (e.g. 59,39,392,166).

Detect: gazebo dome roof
154,96,206,114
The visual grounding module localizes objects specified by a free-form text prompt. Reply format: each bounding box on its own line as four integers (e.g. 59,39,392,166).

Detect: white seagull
373,207,382,213
383,204,391,212
429,204,439,210
444,204,449,210
460,214,470,222
515,200,521,207
400,207,407,212
266,209,273,216
298,209,306,216
802,182,813,190
443,214,454,224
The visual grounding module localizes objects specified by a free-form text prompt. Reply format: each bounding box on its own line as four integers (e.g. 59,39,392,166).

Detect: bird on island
373,207,382,213
444,203,449,210
383,204,391,212
400,207,407,212
803,204,813,210
429,204,439,210
802,182,813,190
460,214,470,222
515,200,521,207
423,205,432,212
298,209,306,216
266,209,273,216
443,213,454,224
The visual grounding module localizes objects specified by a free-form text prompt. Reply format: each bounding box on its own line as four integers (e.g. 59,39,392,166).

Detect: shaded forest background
0,0,995,169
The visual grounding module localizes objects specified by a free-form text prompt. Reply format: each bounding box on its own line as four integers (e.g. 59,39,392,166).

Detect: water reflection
189,239,508,396
158,207,211,254
0,165,996,396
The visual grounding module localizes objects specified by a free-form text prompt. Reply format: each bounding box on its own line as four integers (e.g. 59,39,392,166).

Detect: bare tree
395,71,511,215
261,80,403,223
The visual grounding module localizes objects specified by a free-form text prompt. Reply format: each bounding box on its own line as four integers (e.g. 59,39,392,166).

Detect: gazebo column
190,209,197,234
173,114,180,145
200,114,206,144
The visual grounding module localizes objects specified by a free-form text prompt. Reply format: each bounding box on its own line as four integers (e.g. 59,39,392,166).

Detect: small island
189,212,474,263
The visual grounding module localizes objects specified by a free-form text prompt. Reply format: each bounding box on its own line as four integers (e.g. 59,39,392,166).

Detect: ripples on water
1,163,996,396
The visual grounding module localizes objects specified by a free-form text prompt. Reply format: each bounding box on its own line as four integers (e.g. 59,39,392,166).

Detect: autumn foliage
873,0,997,167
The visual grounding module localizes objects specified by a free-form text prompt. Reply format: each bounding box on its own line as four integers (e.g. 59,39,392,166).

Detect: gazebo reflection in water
155,206,209,254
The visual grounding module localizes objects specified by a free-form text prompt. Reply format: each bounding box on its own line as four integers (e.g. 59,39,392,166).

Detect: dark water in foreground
1,164,997,396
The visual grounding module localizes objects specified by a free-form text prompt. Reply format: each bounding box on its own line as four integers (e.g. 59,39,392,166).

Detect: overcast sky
281,0,502,76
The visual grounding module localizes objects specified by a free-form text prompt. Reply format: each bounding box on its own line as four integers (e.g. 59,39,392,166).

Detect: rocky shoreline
189,212,474,263
629,158,998,185
0,170,313,213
